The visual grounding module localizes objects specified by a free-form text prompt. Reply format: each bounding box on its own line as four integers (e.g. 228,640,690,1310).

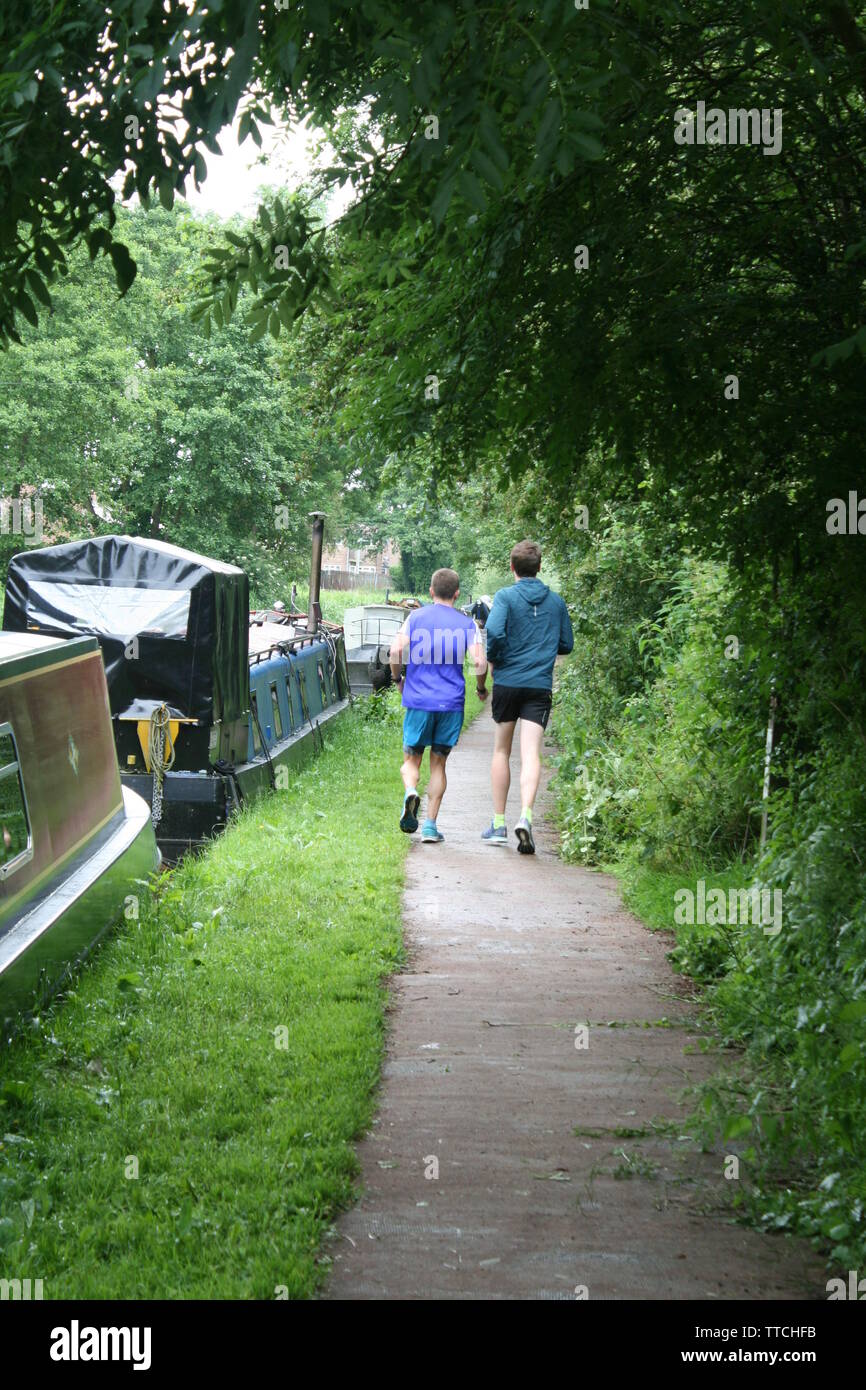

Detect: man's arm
469,622,489,701
558,598,574,655
484,592,507,664
389,617,411,686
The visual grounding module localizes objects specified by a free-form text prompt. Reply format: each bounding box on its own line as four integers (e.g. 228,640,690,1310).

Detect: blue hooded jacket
485,578,574,690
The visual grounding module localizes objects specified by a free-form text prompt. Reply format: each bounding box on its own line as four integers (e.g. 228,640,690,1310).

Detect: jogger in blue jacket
481,540,574,854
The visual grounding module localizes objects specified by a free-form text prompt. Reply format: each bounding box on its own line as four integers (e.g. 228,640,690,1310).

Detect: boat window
250,693,262,753
0,724,32,876
270,683,283,739
26,581,191,637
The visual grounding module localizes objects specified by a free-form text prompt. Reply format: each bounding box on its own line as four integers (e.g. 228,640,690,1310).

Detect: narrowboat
3,518,351,860
0,632,159,1035
342,598,421,694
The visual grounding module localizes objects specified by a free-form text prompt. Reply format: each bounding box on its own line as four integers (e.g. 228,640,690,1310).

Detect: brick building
321,538,399,587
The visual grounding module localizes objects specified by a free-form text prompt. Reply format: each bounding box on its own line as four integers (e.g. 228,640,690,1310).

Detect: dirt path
324,706,822,1300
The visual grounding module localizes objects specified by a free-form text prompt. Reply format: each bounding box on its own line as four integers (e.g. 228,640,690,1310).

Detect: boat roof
0,631,68,659
0,631,99,678
5,535,249,721
249,620,303,657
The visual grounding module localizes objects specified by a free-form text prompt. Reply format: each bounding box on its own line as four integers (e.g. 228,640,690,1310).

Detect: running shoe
515,816,536,854
400,792,421,834
481,822,508,845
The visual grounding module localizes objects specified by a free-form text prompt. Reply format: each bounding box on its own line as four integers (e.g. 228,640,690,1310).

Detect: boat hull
124,695,350,860
0,634,160,1034
345,647,393,695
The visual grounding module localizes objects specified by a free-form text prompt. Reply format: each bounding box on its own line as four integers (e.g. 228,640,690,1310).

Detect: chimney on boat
307,512,325,630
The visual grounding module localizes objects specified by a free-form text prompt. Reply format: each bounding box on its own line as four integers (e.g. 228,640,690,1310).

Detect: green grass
613,856,759,984
297,586,414,627
0,677,485,1299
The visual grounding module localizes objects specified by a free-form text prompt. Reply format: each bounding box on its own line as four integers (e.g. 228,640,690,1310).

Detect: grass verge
0,677,484,1298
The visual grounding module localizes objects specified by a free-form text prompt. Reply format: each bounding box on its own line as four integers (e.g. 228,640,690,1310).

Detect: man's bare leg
426,751,448,821
399,750,423,833
519,719,545,812
401,750,423,794
491,720,516,814
515,718,545,854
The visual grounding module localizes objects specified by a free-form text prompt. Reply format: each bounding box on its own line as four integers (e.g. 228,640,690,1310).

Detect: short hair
510,540,542,577
430,567,460,600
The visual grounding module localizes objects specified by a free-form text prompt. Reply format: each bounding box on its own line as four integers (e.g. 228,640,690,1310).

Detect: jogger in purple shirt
389,567,488,842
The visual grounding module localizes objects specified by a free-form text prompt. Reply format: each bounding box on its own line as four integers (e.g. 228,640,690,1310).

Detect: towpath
324,705,822,1300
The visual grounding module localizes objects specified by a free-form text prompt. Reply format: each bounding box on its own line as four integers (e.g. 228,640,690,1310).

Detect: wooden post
307,512,325,630
760,684,777,851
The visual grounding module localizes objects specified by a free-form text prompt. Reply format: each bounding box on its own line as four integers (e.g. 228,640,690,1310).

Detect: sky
181,116,353,222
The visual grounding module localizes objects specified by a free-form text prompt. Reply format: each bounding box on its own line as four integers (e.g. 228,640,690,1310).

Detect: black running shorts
491,684,552,728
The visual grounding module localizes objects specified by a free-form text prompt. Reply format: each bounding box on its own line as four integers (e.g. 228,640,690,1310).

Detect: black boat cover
3,536,249,722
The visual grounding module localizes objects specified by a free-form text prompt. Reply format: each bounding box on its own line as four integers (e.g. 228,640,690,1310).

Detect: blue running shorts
402,707,464,756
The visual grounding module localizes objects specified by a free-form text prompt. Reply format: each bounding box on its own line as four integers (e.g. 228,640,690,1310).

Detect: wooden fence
321,569,387,592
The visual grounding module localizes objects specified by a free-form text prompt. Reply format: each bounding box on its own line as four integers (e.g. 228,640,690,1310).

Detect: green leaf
25,270,51,307
431,177,455,228
470,147,504,193
839,1000,866,1022
458,169,487,213
760,1114,779,1142
479,106,509,172
838,1042,860,1069
390,78,410,126
573,132,604,160
535,99,561,157
109,242,137,294
14,291,38,326
87,227,112,260
722,1115,752,1141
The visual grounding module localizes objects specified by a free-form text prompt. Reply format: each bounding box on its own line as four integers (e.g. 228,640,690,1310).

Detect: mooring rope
148,704,176,827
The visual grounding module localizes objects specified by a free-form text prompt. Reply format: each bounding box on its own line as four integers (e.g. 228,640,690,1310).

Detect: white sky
181,116,353,223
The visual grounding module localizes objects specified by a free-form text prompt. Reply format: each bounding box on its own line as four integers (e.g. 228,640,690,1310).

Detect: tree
0,204,344,595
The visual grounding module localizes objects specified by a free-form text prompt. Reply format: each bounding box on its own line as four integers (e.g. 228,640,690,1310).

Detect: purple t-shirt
402,604,479,712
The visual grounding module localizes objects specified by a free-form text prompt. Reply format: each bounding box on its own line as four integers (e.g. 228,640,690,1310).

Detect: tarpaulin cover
3,536,250,722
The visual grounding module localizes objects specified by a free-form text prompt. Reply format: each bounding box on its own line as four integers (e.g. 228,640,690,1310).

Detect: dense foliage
0,204,345,596
551,512,866,1268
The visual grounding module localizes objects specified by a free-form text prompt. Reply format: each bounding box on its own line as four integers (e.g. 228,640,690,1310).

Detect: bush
551,511,866,1268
